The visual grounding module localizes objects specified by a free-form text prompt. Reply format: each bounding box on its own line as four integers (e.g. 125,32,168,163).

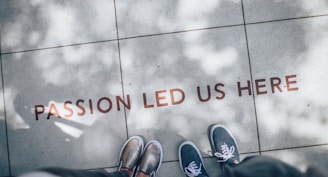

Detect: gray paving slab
0,66,9,176
120,26,259,162
116,0,244,38
263,145,328,172
0,0,327,176
0,0,117,53
246,16,328,151
2,42,127,175
243,0,328,23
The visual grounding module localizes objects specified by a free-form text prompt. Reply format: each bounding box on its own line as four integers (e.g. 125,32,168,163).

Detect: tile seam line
113,0,129,139
117,23,244,40
0,33,12,176
245,13,328,26
241,0,262,155
261,143,328,153
2,13,328,55
1,39,118,55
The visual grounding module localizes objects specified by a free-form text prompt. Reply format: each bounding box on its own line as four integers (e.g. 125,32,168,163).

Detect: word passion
34,74,298,120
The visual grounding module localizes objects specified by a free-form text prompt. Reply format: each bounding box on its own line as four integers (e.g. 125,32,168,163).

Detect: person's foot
136,140,163,177
209,124,240,170
118,136,145,177
179,141,209,177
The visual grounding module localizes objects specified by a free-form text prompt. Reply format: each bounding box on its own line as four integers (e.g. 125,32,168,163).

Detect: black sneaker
209,124,240,170
118,136,144,176
179,141,209,177
137,140,163,177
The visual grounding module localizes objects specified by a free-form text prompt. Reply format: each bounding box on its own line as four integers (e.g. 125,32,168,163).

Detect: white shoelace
214,143,235,162
184,161,202,177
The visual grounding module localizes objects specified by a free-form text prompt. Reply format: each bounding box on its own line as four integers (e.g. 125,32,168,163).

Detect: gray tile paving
0,0,328,176
2,42,127,175
243,0,328,23
247,16,328,151
116,0,244,38
120,27,259,162
0,0,117,53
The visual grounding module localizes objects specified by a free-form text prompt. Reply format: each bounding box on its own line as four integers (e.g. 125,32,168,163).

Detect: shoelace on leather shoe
214,143,235,162
184,161,202,177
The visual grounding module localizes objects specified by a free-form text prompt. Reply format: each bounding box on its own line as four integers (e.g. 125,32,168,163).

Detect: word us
34,74,298,120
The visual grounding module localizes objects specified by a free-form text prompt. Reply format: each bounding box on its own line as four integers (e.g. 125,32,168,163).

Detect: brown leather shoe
137,140,163,177
118,136,144,175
